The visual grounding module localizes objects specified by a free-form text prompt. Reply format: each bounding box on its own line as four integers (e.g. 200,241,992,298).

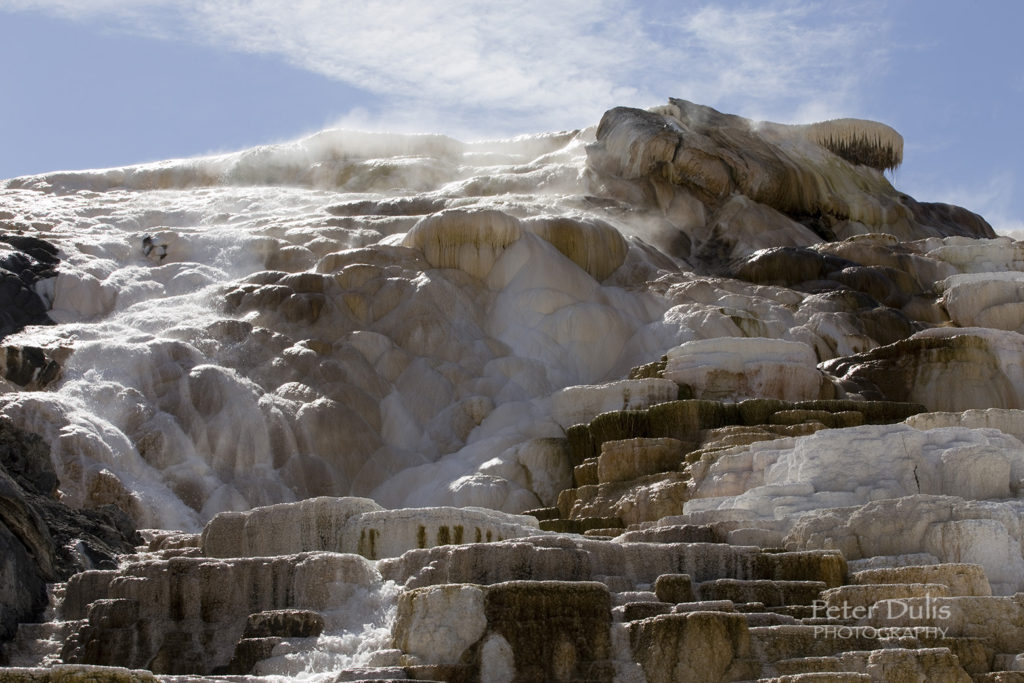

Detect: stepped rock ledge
1,99,1022,681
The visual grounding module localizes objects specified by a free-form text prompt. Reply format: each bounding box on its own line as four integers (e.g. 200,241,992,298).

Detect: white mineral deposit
2,97,1023,681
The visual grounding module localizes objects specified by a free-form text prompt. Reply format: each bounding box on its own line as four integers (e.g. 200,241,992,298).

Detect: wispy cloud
910,170,1024,238
1,0,890,135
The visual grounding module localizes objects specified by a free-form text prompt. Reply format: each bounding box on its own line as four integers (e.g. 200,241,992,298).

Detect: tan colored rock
481,580,613,682
863,594,1024,654
524,215,628,281
628,611,755,683
200,497,538,561
62,570,118,620
597,437,684,484
841,647,971,683
819,583,950,611
573,459,599,487
748,624,879,664
401,208,523,280
559,473,690,526
380,533,843,592
849,563,992,597
654,574,694,604
0,664,158,682
699,579,826,607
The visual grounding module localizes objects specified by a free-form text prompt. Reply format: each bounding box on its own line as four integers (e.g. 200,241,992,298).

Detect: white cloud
0,0,890,135
902,169,1024,237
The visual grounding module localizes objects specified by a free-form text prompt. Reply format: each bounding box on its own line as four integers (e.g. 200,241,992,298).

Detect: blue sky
1,1,1021,233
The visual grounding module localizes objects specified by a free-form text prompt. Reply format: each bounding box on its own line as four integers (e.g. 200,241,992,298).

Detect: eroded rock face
629,611,755,683
586,100,993,261
2,97,1023,680
0,498,49,644
0,419,140,644
0,97,1009,535
0,233,58,341
478,581,614,682
63,552,382,674
822,328,1024,410
201,496,539,560
848,563,992,597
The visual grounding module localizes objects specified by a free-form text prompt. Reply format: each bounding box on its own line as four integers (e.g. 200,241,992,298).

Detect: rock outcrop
12,493,1019,680
0,232,58,341
2,97,1023,680
0,419,140,651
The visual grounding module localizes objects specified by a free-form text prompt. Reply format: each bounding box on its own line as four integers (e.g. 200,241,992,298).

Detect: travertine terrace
1,99,1022,681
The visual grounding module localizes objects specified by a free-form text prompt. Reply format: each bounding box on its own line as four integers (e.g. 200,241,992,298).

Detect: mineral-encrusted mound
1,98,1022,680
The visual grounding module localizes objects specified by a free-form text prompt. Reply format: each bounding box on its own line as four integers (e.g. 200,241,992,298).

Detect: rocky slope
1,99,1023,681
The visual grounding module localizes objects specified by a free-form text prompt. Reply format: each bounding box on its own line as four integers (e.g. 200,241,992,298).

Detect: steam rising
0,102,987,534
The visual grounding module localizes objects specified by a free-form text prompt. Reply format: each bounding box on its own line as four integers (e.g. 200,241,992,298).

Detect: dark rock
522,507,560,522
829,264,915,308
789,400,924,425
697,578,825,606
221,637,283,675
566,425,597,467
903,196,996,239
88,599,141,629
731,246,834,286
0,234,59,267
0,232,59,340
477,580,614,683
0,417,57,496
621,601,672,622
242,609,324,639
588,107,681,182
589,409,650,445
654,574,695,603
539,517,624,534
0,507,50,644
2,345,63,390
855,306,918,347
0,419,142,651
617,525,722,544
754,550,848,588
821,332,1014,411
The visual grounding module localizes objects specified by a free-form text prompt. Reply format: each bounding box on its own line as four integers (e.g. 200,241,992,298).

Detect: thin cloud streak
908,170,1024,238
1,0,890,136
